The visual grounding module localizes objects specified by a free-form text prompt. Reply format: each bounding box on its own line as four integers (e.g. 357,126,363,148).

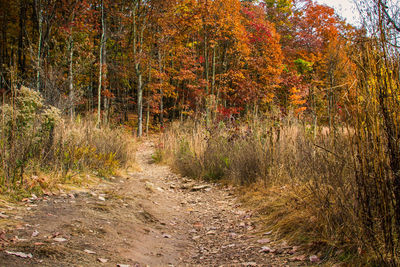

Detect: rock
117,264,130,267
190,185,211,191
98,196,106,201
0,213,9,218
145,182,155,192
257,238,270,244
32,230,39,237
97,258,109,263
156,187,164,192
5,251,33,258
162,234,172,238
309,255,320,263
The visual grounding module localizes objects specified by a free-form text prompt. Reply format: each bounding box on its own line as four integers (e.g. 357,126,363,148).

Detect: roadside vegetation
0,87,135,199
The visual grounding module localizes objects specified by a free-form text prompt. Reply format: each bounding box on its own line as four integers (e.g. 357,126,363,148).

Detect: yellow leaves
289,87,306,115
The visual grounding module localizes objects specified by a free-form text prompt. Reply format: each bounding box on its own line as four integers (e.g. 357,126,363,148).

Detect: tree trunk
133,2,144,137
158,48,164,128
36,0,42,92
68,32,74,121
96,0,105,128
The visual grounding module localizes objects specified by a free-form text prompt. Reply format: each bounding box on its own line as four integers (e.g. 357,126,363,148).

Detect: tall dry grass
159,119,390,264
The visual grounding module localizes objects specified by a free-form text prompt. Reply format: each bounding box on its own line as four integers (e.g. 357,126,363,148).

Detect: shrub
0,86,135,192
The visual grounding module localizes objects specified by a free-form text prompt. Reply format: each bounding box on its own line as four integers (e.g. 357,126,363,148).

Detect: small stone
32,230,39,237
309,255,320,262
97,258,108,263
5,251,33,258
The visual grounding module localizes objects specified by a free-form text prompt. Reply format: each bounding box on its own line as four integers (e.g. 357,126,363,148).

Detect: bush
0,86,135,192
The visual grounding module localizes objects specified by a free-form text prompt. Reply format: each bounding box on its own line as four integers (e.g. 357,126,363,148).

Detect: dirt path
0,140,305,266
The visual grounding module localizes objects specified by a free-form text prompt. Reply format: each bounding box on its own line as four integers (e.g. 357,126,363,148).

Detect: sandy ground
0,140,306,267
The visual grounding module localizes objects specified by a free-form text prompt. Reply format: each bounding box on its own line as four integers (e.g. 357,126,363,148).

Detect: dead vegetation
0,87,136,199
158,116,396,265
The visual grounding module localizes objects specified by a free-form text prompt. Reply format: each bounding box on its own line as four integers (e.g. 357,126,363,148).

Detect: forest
0,0,400,266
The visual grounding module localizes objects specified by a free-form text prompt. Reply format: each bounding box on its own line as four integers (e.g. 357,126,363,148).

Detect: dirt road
0,140,304,266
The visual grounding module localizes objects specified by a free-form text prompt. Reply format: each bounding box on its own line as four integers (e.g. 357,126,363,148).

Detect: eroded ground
0,140,307,267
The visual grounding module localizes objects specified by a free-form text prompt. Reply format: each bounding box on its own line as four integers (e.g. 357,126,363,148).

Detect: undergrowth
158,119,390,265
0,87,136,199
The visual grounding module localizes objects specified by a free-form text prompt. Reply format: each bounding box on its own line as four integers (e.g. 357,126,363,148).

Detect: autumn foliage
0,0,352,132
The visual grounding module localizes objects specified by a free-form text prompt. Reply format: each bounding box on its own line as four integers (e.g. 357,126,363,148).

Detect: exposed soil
0,139,308,266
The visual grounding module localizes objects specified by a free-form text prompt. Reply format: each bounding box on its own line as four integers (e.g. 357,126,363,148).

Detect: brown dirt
0,139,308,266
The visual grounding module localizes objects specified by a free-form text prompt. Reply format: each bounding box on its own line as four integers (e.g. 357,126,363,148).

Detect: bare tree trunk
96,0,105,128
158,48,164,128
145,60,151,135
133,2,144,137
68,32,74,121
36,0,42,92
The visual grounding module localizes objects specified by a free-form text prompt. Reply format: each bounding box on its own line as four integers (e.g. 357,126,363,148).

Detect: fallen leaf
84,249,96,254
5,251,33,258
192,235,201,240
242,262,257,266
259,246,275,253
117,264,130,267
0,213,9,218
32,230,39,237
190,185,211,191
97,258,108,263
51,232,60,238
98,196,105,201
156,187,164,192
290,255,306,262
257,238,270,244
53,237,67,242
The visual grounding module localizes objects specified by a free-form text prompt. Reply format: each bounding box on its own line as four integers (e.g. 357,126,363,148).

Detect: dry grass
158,119,381,265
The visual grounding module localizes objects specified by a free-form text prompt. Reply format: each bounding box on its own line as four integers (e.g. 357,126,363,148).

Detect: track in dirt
0,140,304,266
